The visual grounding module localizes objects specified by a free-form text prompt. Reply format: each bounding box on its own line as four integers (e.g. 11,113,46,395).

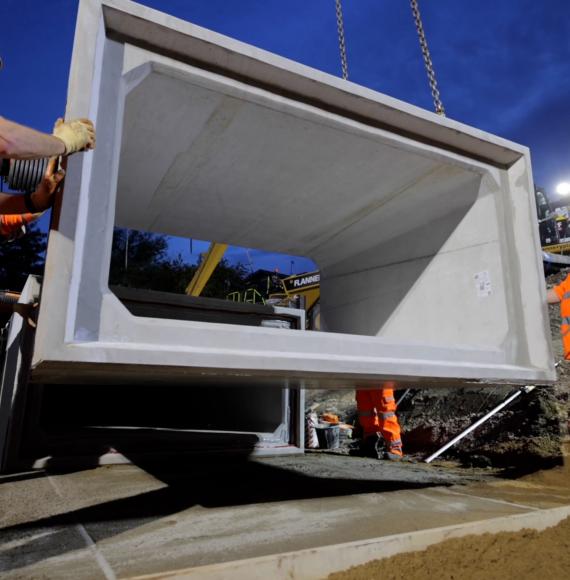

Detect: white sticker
474,271,492,297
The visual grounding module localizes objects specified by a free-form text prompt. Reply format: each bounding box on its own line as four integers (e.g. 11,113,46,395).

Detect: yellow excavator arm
185,242,228,296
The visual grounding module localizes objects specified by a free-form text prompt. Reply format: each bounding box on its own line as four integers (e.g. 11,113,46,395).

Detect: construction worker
0,158,65,241
547,277,570,358
0,115,95,239
356,382,404,460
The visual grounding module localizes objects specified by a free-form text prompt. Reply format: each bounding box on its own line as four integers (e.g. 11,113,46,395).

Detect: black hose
0,291,19,306
5,158,49,192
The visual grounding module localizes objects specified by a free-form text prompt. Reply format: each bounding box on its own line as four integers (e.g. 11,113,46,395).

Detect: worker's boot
384,443,404,461
384,450,403,461
384,439,404,461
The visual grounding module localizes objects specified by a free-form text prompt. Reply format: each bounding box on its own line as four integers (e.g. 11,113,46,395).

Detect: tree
1,224,252,301
110,228,168,272
109,228,249,299
199,258,249,299
109,228,171,289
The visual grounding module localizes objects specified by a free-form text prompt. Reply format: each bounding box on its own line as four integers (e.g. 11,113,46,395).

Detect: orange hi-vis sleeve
555,275,570,359
0,213,40,237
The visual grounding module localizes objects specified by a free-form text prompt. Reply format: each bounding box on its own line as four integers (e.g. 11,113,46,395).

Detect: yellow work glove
53,118,96,155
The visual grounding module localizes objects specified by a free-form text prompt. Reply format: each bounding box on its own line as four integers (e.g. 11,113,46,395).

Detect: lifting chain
335,0,444,114
410,0,445,116
335,0,349,80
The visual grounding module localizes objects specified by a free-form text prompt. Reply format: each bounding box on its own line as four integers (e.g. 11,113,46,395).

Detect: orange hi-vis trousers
356,385,403,456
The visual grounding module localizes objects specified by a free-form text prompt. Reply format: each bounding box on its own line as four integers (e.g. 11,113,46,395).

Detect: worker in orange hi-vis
356,382,403,460
0,158,65,241
547,278,570,359
0,212,41,241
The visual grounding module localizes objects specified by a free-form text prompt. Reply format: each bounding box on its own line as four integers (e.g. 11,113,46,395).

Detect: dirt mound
399,382,565,467
329,516,570,580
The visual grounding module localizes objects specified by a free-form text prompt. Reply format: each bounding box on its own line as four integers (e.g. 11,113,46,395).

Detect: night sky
1,0,569,273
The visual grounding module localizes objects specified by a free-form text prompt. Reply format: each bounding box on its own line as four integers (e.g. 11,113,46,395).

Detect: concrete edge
128,505,570,580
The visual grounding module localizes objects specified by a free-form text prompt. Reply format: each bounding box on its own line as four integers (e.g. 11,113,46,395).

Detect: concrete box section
34,0,555,387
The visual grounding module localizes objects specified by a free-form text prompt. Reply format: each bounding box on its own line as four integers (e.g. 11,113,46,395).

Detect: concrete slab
0,471,115,579
2,456,568,579
96,487,531,578
32,0,553,388
448,466,570,509
130,506,570,580
1,543,108,580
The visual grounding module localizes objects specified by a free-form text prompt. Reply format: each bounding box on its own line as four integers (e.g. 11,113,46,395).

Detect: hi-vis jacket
0,213,41,242
553,275,570,359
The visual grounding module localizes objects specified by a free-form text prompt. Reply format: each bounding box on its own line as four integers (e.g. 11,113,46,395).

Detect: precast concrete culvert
30,0,553,391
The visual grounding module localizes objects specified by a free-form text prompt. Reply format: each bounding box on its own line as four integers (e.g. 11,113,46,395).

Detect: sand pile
329,515,570,580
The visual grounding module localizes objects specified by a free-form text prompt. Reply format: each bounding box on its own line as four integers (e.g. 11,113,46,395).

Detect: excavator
185,247,321,327
535,187,570,272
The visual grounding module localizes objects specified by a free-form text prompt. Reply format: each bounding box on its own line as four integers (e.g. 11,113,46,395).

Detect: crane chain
410,0,445,116
335,0,349,80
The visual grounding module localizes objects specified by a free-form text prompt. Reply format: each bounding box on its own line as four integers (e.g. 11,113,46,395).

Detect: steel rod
424,386,536,463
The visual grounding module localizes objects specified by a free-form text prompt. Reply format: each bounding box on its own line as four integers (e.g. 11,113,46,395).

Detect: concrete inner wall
115,63,502,347
116,68,444,256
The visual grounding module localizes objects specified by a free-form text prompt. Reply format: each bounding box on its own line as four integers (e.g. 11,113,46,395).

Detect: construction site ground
1,449,570,579
2,271,569,579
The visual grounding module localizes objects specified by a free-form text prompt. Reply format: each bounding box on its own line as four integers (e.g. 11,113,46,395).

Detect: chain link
410,0,445,116
335,0,349,80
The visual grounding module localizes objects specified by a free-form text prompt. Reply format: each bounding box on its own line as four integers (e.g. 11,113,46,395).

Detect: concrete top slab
100,0,524,169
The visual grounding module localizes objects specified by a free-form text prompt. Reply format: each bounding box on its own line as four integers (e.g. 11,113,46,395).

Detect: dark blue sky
2,0,570,272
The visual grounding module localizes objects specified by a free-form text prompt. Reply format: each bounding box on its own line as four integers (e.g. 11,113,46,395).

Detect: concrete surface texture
1,456,569,579
32,0,553,387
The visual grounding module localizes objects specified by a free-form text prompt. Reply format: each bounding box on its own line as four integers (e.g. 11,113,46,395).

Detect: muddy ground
307,269,570,469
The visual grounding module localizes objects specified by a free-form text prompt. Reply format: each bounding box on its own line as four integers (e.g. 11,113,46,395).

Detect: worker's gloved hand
53,117,96,155
29,157,65,212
